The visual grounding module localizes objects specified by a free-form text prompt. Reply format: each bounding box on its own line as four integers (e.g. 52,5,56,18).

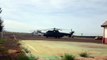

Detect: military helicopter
43,28,74,38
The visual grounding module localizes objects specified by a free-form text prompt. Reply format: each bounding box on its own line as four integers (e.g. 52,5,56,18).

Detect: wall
103,27,107,44
105,27,107,37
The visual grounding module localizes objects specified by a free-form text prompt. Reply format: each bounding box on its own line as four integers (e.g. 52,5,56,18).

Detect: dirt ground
4,33,102,44
18,36,102,44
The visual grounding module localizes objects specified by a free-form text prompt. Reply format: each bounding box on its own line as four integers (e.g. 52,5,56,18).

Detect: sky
0,0,107,36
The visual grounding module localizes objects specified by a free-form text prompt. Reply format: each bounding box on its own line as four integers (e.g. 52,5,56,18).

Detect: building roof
101,21,107,27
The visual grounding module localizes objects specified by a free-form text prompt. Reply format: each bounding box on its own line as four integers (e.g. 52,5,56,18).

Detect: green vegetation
0,8,3,38
17,53,30,60
0,46,8,55
23,47,30,53
22,47,39,60
79,52,89,58
0,39,5,44
47,56,60,60
29,55,39,60
0,39,8,55
0,38,6,44
62,54,75,60
0,38,38,60
17,53,38,60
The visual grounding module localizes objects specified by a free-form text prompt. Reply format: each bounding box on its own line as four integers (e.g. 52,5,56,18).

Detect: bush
0,39,8,55
29,55,39,60
17,53,30,60
0,39,6,44
0,46,8,55
23,48,30,53
62,54,75,60
79,52,89,58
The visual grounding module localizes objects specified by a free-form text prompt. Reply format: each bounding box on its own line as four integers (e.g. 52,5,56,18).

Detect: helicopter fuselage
44,30,74,38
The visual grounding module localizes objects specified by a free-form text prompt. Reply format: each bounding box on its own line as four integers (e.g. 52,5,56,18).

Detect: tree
0,8,3,38
0,18,3,32
0,8,2,13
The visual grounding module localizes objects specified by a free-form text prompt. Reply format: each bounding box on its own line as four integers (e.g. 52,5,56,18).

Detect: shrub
0,39,6,44
0,46,8,55
23,48,30,53
29,55,39,60
79,52,89,58
0,39,8,55
62,54,75,60
17,53,29,60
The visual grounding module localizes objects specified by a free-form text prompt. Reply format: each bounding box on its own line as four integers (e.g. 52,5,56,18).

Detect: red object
102,38,107,44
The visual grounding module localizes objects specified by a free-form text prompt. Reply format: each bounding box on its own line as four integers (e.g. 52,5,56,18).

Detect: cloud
4,19,34,32
1,0,107,14
0,0,107,35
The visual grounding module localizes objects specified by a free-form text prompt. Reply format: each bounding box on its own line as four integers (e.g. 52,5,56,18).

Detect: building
101,21,107,44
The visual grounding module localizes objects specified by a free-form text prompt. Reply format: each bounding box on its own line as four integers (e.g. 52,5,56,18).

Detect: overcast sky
0,0,107,36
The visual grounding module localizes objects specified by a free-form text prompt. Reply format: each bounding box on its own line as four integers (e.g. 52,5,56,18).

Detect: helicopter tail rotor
69,31,74,37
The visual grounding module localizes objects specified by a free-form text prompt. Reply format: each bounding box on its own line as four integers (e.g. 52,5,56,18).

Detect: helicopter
43,28,74,38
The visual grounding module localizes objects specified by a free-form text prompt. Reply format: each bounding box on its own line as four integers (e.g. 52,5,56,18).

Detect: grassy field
20,40,107,59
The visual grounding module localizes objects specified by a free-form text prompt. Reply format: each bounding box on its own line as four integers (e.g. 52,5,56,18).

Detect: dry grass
20,40,107,58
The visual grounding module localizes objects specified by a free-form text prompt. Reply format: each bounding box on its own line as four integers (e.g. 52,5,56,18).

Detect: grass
23,47,30,53
0,38,6,44
0,39,8,55
62,54,75,60
79,52,89,58
28,55,39,60
17,53,30,60
0,38,38,60
20,40,107,59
